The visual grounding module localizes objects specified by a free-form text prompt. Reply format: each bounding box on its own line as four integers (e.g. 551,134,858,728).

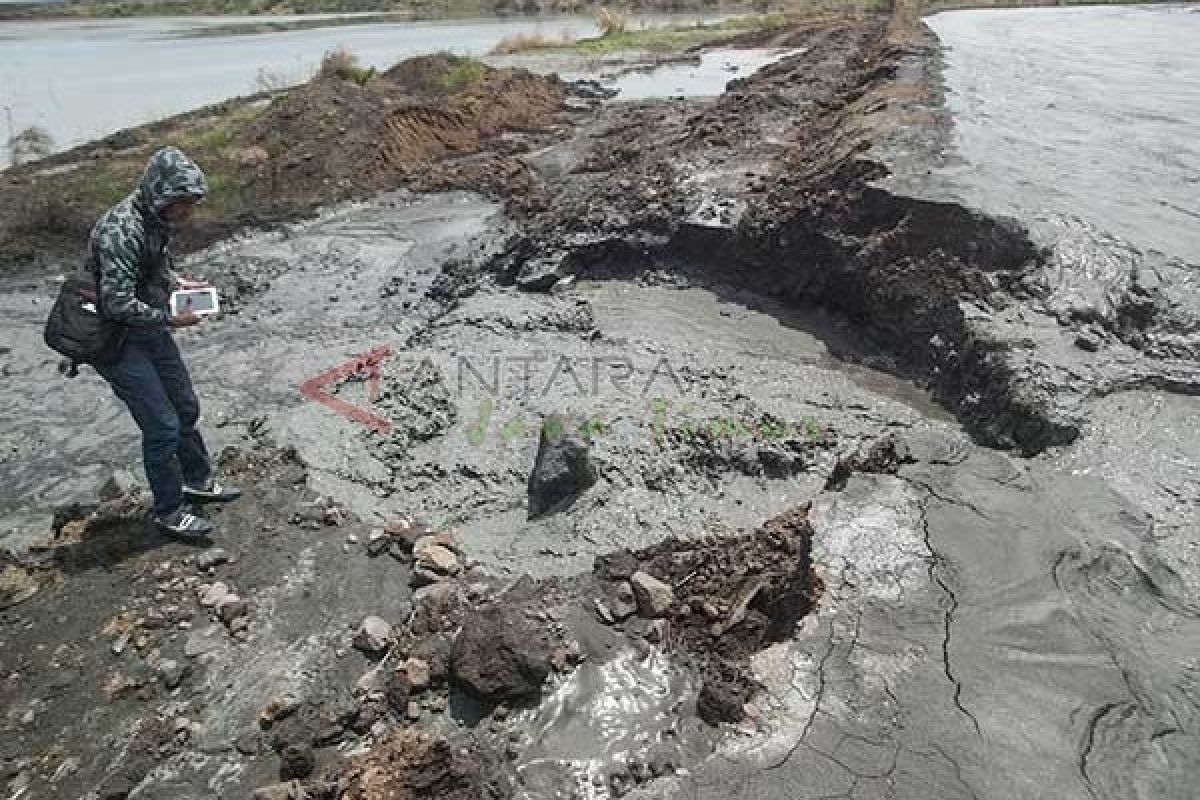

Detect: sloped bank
486,4,1198,455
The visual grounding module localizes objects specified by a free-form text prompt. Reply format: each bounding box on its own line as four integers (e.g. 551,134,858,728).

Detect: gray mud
2,7,1200,800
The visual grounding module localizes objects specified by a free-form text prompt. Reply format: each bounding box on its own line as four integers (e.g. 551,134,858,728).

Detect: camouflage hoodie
87,147,208,327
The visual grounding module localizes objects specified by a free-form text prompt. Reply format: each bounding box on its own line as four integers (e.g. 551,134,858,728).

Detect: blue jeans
96,328,212,516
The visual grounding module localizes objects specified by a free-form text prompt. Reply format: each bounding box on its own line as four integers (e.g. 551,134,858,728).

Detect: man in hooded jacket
89,146,240,538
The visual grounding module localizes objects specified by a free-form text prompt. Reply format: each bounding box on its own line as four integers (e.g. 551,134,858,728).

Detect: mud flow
2,5,1200,800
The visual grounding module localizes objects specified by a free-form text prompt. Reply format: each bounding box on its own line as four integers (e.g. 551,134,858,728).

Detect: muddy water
598,48,803,100
927,4,1200,263
0,11,725,153
515,648,710,799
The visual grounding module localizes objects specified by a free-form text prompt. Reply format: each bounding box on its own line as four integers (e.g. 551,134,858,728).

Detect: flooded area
927,4,1200,263
597,48,802,100
0,11,723,151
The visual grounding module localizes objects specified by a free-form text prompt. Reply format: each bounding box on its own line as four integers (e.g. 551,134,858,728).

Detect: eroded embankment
479,6,1158,455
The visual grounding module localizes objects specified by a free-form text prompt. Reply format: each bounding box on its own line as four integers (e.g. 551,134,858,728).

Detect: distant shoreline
0,0,1185,22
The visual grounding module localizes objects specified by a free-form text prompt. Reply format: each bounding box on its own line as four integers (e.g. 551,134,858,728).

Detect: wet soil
1,4,1199,800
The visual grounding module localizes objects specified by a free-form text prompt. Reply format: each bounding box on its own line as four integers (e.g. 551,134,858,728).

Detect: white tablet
170,288,220,317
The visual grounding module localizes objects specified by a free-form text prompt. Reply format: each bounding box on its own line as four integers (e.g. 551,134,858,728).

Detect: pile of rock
197,581,251,637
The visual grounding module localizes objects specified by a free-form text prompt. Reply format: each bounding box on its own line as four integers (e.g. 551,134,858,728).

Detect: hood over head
137,146,207,215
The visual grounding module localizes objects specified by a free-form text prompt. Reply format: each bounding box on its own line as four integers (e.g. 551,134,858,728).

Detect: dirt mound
591,508,818,725
332,729,509,800
246,60,565,207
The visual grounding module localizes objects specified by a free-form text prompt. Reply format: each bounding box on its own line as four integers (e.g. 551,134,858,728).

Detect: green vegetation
567,13,792,55
439,58,488,93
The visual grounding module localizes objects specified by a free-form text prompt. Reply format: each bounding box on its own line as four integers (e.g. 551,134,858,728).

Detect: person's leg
142,329,212,490
94,338,185,517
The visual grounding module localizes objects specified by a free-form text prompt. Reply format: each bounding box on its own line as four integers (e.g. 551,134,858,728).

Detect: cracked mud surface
2,5,1199,800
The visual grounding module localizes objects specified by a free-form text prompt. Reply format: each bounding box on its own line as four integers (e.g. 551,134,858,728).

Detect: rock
594,549,638,582
195,548,229,571
1075,332,1101,352
217,596,249,625
385,668,412,711
258,696,301,729
451,604,554,702
0,566,39,610
279,743,315,780
353,616,394,653
645,619,669,645
406,701,421,721
96,469,139,501
158,659,186,690
593,598,616,625
199,582,231,608
403,658,431,692
527,415,597,517
414,543,461,577
410,634,453,686
630,571,675,618
609,581,638,621
366,529,389,557
516,255,568,292
384,517,426,551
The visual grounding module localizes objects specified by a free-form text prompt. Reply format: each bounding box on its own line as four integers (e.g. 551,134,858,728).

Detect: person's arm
94,227,168,328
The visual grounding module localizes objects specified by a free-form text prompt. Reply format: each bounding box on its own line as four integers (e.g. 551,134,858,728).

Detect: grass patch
490,30,577,56
567,13,793,55
439,58,488,94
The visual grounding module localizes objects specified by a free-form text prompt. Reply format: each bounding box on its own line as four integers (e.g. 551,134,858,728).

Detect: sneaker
156,507,216,540
183,479,243,503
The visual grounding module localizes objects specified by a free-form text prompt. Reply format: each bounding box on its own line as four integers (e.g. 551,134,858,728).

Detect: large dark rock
527,414,597,517
451,604,553,702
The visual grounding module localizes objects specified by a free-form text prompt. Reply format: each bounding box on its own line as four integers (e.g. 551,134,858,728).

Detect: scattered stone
217,596,249,625
279,744,315,780
258,696,301,729
527,414,597,517
406,701,421,721
1075,332,1101,352
157,659,186,690
414,543,461,577
383,517,425,551
594,549,638,582
195,548,229,571
593,598,616,625
645,619,669,645
353,616,394,653
402,658,431,693
630,571,675,618
366,529,389,557
199,582,231,608
516,255,568,292
609,581,639,621
451,604,554,702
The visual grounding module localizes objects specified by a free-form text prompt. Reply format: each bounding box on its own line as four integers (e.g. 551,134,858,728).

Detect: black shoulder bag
43,268,127,377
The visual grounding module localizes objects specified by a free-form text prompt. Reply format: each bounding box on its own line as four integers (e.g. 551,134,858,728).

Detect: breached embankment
1,5,1198,800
